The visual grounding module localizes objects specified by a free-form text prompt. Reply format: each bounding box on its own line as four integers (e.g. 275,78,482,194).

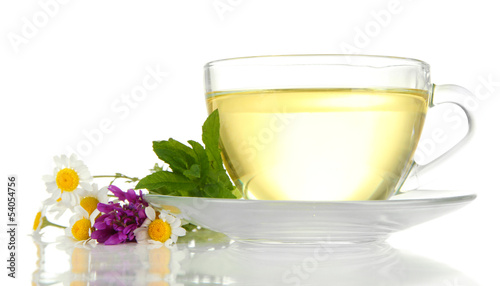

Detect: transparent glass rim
204,54,430,69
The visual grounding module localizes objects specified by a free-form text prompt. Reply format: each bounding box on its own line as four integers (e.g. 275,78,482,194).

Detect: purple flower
91,185,149,245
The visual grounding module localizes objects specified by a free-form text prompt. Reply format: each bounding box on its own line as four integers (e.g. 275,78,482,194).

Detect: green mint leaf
206,180,236,199
148,186,183,197
202,109,224,169
217,170,234,190
183,164,201,179
136,171,197,194
232,187,243,199
201,168,236,199
137,109,238,199
217,183,236,198
188,140,210,182
203,183,219,197
153,139,197,173
217,178,237,198
201,110,238,199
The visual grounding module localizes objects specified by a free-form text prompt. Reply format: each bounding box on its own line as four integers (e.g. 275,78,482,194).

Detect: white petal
45,182,59,194
64,226,72,237
53,155,63,169
164,213,176,224
79,182,92,191
69,154,78,163
166,238,175,245
70,155,81,166
49,204,68,219
84,239,97,248
42,175,54,183
62,192,79,208
80,174,92,183
78,206,90,219
97,187,109,202
132,227,142,237
61,155,69,167
170,218,182,229
75,165,90,177
80,183,93,193
173,227,186,237
61,192,71,206
43,195,58,205
134,228,149,242
74,188,86,196
68,214,79,226
141,219,152,228
145,206,156,221
89,209,100,225
159,210,171,221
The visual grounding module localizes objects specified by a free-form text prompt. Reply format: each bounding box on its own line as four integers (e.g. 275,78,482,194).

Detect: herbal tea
207,88,429,201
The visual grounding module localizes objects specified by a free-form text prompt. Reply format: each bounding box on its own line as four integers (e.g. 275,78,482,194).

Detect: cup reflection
32,237,477,286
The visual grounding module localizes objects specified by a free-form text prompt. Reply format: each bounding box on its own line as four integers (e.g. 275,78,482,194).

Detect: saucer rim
145,190,477,207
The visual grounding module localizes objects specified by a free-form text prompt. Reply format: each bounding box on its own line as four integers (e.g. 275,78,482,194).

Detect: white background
1,0,499,285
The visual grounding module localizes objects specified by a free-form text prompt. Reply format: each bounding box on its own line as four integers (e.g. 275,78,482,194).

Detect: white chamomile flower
31,206,50,243
32,206,48,233
57,206,98,249
43,154,92,209
134,207,186,247
75,183,108,216
46,200,69,219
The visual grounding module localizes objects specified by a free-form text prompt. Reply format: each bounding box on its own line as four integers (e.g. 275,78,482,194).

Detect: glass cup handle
401,84,475,192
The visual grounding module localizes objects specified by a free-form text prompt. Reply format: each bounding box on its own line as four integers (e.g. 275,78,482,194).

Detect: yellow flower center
80,196,99,215
148,219,171,243
70,281,87,286
71,218,91,241
33,211,42,231
56,168,79,192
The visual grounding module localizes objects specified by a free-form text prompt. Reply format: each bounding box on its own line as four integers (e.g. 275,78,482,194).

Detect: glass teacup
204,55,472,201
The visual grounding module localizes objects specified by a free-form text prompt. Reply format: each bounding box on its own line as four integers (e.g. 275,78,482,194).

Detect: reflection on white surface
32,235,478,286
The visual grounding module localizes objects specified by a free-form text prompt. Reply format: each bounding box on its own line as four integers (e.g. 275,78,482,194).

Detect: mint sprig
136,110,239,199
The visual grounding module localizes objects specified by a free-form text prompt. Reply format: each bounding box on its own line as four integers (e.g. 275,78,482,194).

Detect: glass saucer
145,190,476,244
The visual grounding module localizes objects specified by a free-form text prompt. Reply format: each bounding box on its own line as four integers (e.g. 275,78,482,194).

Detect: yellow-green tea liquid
207,88,429,201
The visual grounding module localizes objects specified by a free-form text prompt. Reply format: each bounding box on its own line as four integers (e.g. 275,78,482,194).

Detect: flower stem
41,217,65,229
93,173,139,185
